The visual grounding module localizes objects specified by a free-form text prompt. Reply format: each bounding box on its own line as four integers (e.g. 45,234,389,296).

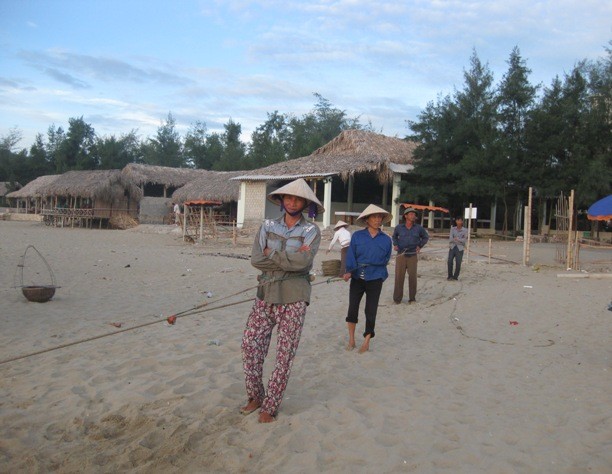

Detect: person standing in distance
240,178,323,423
448,216,468,280
392,207,429,304
326,220,351,276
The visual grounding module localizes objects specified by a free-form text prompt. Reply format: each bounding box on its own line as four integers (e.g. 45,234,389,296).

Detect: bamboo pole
200,206,204,244
522,187,532,266
466,203,472,264
566,190,574,269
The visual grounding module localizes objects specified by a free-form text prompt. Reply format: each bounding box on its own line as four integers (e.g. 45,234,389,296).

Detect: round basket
15,245,59,303
321,259,341,276
22,285,56,303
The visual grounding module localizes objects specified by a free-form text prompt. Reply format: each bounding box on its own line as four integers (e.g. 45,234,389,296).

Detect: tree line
1,45,610,231
407,45,611,231
0,93,370,186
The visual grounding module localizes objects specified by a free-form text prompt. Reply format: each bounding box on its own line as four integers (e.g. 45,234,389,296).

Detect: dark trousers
447,246,464,279
346,278,383,338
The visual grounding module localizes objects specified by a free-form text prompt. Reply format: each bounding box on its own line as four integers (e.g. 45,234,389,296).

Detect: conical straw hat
355,204,392,226
267,178,325,215
333,220,349,230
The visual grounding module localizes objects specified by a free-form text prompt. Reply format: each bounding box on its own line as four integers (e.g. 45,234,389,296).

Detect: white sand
1,221,610,473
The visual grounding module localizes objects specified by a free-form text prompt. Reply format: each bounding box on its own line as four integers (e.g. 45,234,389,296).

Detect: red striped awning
400,203,449,213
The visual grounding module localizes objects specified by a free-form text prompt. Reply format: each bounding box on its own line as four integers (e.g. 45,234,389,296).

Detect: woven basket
22,285,56,303
321,259,341,276
17,246,59,303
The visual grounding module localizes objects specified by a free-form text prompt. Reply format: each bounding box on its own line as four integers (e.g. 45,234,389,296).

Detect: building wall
139,197,172,224
243,182,268,226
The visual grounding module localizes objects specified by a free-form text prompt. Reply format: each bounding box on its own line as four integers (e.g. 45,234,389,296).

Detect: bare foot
258,412,276,423
358,343,369,353
345,342,356,351
239,399,261,415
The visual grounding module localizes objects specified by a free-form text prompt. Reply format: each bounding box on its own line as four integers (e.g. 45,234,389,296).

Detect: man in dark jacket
392,207,429,304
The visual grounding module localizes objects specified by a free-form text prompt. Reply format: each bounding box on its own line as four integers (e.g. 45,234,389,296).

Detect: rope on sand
0,276,343,366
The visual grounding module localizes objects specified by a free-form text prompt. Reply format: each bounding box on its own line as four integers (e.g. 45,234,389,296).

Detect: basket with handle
16,245,59,303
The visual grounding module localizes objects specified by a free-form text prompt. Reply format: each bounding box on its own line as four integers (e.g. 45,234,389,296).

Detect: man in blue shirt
343,204,393,353
392,207,429,304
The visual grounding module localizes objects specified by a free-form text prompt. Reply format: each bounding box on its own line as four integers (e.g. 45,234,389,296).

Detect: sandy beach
1,220,610,473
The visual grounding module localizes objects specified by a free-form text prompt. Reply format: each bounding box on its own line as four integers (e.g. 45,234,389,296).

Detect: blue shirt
392,223,429,256
345,228,393,281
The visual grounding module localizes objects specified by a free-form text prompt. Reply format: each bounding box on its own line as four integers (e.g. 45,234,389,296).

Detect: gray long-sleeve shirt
449,226,468,251
251,214,321,304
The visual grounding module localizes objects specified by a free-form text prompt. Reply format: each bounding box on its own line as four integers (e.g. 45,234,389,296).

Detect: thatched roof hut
38,170,142,201
6,175,60,199
172,170,242,203
234,130,417,184
122,163,208,189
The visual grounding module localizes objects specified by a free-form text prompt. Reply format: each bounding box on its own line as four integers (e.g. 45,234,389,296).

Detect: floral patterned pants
242,298,307,416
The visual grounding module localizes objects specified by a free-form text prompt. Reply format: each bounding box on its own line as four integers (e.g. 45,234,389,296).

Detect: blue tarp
587,194,612,221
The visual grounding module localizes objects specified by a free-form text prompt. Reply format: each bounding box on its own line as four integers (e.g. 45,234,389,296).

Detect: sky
0,0,610,150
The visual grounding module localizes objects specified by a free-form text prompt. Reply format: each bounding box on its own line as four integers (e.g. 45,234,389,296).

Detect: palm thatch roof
38,170,143,201
122,163,208,188
6,175,61,198
172,171,242,203
234,130,417,184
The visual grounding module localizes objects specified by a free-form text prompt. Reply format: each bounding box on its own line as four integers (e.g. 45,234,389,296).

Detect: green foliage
55,117,96,172
141,113,185,167
95,131,141,170
408,43,612,231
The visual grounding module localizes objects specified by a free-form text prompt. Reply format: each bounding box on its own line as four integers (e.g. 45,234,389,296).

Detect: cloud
43,68,90,89
17,49,193,88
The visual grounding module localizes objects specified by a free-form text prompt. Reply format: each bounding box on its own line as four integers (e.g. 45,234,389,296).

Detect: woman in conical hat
326,220,352,276
267,178,324,218
241,178,324,423
342,204,393,353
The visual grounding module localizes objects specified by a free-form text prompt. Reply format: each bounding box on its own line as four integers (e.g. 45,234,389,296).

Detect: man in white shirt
326,220,351,276
173,203,181,226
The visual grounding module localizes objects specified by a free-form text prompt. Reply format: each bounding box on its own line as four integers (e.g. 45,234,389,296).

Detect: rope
0,275,343,366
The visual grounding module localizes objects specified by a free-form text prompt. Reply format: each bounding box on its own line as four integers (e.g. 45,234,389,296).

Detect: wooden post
182,204,188,241
347,175,354,212
488,238,492,264
523,187,532,266
199,206,204,244
232,220,237,246
466,203,472,264
566,190,574,269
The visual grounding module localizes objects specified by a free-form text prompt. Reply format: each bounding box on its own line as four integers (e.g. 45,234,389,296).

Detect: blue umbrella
587,194,612,221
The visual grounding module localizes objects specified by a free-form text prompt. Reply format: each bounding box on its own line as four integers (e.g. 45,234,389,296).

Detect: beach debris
207,291,213,298
523,285,533,288
124,264,131,268
167,315,177,325
608,302,612,312
110,322,123,328
208,339,221,346
509,321,519,325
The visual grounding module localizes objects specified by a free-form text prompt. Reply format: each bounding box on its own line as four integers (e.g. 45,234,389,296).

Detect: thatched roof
6,175,60,199
38,170,143,201
234,130,417,184
172,171,242,203
122,163,208,188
